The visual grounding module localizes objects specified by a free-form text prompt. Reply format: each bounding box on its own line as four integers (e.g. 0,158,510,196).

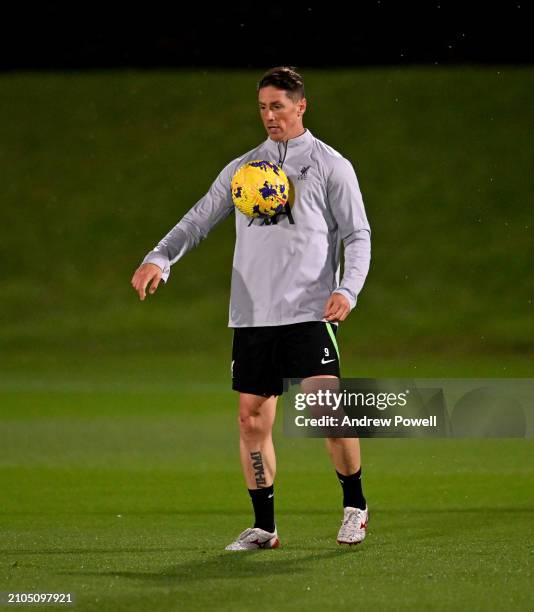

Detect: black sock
248,485,275,533
336,468,366,509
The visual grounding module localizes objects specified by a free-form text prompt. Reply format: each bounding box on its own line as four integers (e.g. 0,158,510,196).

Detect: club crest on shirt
297,165,311,180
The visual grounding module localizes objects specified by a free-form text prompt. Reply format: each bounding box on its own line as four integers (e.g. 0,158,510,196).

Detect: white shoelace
237,528,258,543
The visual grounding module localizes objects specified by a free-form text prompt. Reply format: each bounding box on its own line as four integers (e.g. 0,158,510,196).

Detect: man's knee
239,414,265,439
238,394,274,438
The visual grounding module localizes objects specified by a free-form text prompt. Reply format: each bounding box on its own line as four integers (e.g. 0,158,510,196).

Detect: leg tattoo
250,451,267,487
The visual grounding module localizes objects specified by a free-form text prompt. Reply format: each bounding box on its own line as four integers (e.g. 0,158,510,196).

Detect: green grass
1,68,534,610
1,67,534,357
1,370,533,611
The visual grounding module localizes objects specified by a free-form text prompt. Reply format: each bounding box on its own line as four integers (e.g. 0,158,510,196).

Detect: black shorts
231,321,341,397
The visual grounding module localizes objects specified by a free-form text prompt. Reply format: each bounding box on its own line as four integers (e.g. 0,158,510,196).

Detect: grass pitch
1,355,533,611
2,67,534,357
1,68,534,609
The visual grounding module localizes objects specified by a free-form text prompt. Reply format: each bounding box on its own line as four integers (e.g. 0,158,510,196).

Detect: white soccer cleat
225,527,280,551
336,506,369,546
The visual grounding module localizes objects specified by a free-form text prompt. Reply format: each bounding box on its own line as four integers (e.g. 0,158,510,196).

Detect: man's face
258,86,306,142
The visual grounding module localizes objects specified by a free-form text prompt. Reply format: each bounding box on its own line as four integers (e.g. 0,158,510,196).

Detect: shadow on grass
57,548,358,584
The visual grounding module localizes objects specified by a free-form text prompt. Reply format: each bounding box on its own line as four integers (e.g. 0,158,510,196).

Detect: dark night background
1,2,533,70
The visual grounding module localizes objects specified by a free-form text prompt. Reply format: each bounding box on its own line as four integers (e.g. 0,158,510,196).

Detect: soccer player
131,67,371,550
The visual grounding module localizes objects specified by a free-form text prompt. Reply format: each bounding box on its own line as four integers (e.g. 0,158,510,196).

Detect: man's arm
324,156,371,321
131,162,235,300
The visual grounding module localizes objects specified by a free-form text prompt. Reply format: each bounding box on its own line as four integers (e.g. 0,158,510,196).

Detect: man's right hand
131,263,163,301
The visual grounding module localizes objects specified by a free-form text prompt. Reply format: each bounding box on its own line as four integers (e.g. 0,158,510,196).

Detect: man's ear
298,97,307,116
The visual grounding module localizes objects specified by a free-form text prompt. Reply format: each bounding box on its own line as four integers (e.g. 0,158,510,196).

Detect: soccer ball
231,160,290,218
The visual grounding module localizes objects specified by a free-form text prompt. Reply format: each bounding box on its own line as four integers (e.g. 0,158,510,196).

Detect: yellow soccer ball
231,160,290,218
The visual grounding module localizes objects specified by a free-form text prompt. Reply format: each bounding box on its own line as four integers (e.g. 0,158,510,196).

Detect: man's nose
266,110,275,121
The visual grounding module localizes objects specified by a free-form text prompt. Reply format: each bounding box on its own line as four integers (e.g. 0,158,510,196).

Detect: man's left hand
323,293,350,322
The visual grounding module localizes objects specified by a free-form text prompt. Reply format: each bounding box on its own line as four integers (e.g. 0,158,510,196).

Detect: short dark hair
257,66,305,101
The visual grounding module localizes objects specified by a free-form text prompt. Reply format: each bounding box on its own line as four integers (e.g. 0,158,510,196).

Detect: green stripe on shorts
326,322,340,361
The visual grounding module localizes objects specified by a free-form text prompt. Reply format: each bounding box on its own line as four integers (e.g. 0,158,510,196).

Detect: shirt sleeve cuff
141,252,171,282
332,287,357,310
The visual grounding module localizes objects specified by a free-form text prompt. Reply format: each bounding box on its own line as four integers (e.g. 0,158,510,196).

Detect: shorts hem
287,368,341,380
232,381,282,397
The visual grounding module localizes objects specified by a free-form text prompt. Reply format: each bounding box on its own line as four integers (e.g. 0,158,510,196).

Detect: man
131,67,371,550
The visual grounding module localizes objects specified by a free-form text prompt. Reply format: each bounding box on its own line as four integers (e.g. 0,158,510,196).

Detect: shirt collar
265,128,314,159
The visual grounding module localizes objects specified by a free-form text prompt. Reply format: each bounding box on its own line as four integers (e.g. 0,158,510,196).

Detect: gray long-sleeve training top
142,129,371,328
